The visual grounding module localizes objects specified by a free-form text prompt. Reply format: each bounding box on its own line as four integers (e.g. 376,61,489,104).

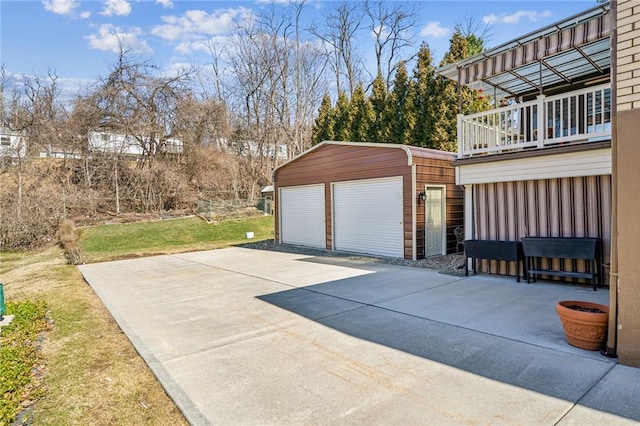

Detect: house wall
615,0,640,367
273,143,461,259
471,176,612,278
616,0,640,111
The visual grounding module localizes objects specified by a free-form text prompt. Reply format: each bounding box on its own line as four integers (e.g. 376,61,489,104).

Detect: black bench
464,240,525,282
521,237,602,290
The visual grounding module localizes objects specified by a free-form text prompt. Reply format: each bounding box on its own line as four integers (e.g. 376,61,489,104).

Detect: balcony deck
457,83,611,159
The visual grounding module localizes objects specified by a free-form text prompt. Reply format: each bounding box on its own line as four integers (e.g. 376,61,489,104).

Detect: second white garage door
332,176,404,258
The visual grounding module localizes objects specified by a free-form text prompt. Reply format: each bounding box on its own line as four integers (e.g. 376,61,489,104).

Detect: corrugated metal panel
436,3,610,99
333,177,403,258
280,184,325,249
459,148,611,185
472,175,611,278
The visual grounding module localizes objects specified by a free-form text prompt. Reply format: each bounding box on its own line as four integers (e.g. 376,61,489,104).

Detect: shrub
57,219,83,264
62,240,83,265
57,219,76,241
0,301,50,425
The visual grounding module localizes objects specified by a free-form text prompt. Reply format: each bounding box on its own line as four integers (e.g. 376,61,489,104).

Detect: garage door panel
333,177,404,258
280,184,325,249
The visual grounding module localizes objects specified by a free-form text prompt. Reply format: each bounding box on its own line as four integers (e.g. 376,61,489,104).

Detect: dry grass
1,246,188,425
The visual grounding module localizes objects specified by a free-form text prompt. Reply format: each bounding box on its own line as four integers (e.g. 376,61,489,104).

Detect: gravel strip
238,240,466,275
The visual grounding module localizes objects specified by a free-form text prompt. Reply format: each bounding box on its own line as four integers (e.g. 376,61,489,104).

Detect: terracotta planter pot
556,300,609,351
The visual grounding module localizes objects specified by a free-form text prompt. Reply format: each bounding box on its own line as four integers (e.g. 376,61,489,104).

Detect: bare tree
459,16,494,56
222,2,327,200
310,1,364,97
85,46,193,168
289,1,328,157
227,15,285,198
364,0,419,90
201,36,229,102
0,66,71,247
71,45,196,212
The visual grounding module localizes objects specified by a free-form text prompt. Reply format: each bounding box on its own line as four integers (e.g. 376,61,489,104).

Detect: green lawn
80,215,274,263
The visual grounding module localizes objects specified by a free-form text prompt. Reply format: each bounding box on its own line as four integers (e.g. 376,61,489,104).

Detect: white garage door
279,184,326,249
333,176,404,258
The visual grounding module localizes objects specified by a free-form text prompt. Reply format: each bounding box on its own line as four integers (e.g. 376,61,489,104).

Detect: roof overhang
436,2,611,99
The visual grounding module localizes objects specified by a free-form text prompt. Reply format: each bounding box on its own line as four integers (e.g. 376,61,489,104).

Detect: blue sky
1,0,598,94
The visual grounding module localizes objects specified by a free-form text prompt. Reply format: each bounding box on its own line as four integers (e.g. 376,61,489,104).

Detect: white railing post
495,111,502,148
536,94,546,148
457,114,463,157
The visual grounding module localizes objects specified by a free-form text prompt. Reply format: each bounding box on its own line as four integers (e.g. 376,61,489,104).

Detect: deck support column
536,95,546,148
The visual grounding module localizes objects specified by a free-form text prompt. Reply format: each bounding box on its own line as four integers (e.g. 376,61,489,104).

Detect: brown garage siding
412,153,463,258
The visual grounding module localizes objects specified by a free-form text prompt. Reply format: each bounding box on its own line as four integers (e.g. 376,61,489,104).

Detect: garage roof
274,141,456,174
436,2,611,99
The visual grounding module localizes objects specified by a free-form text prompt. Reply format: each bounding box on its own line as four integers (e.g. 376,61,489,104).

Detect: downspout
605,0,618,357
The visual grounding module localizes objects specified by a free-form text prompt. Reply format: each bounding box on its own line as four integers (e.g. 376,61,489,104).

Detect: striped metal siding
473,175,611,278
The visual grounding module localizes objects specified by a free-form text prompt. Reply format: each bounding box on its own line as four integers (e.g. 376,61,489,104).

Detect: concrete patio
78,247,640,425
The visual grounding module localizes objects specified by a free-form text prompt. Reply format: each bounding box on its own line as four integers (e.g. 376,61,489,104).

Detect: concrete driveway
79,247,640,425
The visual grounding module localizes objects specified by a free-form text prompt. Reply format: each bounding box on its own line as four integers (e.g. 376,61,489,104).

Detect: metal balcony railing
457,83,611,158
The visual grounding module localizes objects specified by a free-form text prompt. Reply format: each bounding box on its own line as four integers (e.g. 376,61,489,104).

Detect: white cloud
420,21,451,38
156,0,173,9
175,40,208,55
151,7,254,51
175,35,232,55
101,0,132,17
482,10,552,25
42,0,78,15
80,11,91,19
256,0,291,4
86,24,153,55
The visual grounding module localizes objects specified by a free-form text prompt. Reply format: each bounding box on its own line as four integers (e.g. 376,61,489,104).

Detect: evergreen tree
368,74,391,143
311,92,335,145
349,84,374,142
388,62,415,144
466,34,485,57
308,25,490,151
430,27,490,151
411,43,437,148
440,26,470,66
332,91,352,141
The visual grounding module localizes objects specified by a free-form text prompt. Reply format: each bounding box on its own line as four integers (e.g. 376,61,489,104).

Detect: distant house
38,143,82,159
87,131,183,157
213,138,289,161
0,128,26,158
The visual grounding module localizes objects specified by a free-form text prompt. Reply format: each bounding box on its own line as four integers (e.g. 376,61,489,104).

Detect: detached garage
273,141,463,260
